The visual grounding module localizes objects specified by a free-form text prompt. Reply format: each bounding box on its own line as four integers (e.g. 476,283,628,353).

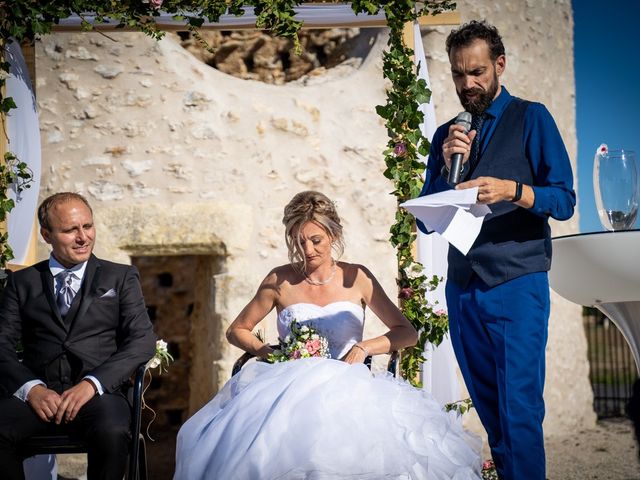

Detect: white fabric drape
57,6,387,30
413,22,460,406
5,40,41,266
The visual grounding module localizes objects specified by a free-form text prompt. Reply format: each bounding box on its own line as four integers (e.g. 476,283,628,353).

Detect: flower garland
370,0,455,385
0,0,455,383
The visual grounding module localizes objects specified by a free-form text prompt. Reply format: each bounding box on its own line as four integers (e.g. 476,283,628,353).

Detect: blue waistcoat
448,98,552,288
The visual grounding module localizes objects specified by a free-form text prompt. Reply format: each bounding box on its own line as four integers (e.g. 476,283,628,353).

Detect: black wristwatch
511,181,523,202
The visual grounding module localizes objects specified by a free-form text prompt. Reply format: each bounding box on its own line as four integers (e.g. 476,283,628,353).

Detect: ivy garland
0,0,455,385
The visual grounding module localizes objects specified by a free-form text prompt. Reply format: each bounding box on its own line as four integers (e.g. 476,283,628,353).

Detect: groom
418,21,575,480
0,192,156,479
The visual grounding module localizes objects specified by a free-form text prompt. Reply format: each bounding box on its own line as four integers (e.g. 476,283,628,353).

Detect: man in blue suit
418,21,575,480
0,192,156,479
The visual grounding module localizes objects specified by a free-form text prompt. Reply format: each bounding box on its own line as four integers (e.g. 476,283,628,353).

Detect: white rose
156,339,168,352
147,357,161,369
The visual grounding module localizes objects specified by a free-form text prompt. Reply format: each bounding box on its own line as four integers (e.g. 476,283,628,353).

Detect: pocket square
99,288,117,299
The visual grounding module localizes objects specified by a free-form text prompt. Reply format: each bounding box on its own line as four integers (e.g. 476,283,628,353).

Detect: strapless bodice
277,301,365,360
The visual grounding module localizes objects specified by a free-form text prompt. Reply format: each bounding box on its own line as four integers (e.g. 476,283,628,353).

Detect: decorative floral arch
0,0,456,384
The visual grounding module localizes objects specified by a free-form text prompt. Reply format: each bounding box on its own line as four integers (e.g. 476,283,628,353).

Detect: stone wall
33,0,595,438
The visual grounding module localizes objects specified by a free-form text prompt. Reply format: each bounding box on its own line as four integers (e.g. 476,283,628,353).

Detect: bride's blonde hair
282,191,344,273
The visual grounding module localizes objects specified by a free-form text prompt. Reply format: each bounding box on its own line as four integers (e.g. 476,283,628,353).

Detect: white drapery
5,40,42,266
412,22,460,406
56,6,387,31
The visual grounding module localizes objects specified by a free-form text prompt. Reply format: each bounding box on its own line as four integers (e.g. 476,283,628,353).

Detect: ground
54,418,639,480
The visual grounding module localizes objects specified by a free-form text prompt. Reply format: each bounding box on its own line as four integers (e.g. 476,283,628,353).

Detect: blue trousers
446,272,550,480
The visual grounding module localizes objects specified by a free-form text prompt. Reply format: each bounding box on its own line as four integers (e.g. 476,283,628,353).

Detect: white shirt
14,255,104,402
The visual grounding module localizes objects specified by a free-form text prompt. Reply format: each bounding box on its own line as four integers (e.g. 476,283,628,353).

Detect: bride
174,191,481,479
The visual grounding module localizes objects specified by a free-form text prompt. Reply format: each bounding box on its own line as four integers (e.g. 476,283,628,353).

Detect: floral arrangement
481,460,498,480
268,320,330,363
147,339,174,374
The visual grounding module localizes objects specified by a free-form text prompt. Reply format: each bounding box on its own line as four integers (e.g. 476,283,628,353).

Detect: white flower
156,339,168,353
300,326,309,333
147,357,161,369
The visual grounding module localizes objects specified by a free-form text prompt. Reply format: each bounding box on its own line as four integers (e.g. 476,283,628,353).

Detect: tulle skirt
174,358,481,479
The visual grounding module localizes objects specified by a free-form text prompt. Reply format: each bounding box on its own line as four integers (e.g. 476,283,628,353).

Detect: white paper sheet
401,188,490,255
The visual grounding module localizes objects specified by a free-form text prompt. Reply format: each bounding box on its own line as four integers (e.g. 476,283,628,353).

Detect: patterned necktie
56,270,76,317
468,113,486,175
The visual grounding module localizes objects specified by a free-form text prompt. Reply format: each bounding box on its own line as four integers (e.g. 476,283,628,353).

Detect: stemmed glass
593,146,639,231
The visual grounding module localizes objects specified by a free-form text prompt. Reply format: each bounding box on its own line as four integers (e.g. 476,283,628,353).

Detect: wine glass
593,147,639,231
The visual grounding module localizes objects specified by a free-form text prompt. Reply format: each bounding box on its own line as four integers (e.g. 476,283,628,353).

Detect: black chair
232,346,400,377
19,363,148,480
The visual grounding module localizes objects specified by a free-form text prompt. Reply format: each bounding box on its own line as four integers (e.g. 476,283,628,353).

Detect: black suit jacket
0,254,156,397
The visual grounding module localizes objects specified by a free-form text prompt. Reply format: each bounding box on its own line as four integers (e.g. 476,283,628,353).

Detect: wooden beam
20,41,36,93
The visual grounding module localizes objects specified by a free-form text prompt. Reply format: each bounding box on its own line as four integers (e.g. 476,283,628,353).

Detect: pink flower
305,339,321,355
393,142,407,157
292,350,302,360
149,0,163,9
482,460,495,470
435,309,446,316
398,287,413,299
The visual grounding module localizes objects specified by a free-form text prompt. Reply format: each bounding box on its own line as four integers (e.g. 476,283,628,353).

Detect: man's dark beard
457,74,499,116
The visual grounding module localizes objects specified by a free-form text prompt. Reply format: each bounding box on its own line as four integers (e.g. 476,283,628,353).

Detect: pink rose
482,460,494,470
393,142,407,157
435,309,446,316
149,0,163,9
306,339,321,355
398,287,413,299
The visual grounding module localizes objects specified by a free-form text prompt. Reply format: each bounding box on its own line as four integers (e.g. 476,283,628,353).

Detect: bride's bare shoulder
339,262,375,278
264,264,299,285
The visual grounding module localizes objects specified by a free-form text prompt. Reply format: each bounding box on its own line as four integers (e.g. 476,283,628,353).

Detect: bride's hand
342,344,369,364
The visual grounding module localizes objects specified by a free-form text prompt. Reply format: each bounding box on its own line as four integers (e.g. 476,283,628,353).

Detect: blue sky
573,0,640,232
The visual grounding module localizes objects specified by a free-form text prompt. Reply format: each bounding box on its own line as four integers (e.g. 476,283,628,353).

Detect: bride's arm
342,265,418,364
226,271,279,359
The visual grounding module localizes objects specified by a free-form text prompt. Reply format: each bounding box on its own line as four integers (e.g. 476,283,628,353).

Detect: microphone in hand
448,111,472,186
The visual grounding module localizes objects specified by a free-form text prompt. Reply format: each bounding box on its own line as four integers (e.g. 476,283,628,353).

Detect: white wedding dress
174,301,482,479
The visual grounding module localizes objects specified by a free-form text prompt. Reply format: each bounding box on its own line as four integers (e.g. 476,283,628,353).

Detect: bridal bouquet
268,319,330,363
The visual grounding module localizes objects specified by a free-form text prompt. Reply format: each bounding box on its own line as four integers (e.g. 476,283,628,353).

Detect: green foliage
0,0,458,381
0,152,33,265
373,0,456,385
445,397,473,415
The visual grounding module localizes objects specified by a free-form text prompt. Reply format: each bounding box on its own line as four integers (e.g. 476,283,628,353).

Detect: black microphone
448,111,473,186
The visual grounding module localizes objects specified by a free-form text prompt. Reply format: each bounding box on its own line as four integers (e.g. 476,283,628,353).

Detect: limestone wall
33,0,595,435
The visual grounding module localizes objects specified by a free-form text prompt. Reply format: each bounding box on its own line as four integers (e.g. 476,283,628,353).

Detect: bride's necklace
304,261,336,286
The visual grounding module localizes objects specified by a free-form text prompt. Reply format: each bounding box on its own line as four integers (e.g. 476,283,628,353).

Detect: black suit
0,254,156,479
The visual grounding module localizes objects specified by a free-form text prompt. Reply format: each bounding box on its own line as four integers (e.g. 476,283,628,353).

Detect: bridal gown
174,301,482,479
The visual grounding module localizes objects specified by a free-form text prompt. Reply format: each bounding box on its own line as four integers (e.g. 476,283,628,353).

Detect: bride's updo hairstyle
283,191,345,272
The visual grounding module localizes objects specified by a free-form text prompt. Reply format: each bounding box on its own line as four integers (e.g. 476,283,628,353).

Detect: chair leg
138,436,148,480
127,434,144,480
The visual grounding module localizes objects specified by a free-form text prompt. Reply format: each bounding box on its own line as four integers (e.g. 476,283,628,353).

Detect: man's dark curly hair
446,20,505,61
